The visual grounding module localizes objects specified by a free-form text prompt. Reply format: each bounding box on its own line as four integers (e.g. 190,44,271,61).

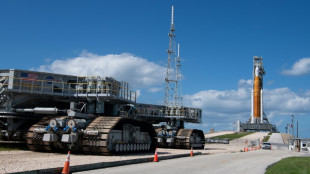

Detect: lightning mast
175,43,183,108
164,6,183,116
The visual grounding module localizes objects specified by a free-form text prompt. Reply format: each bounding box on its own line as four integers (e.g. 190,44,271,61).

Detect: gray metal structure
164,6,183,113
156,6,205,148
0,69,204,153
164,5,176,108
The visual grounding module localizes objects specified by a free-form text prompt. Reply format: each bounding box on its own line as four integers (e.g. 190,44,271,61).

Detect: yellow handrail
2,76,136,101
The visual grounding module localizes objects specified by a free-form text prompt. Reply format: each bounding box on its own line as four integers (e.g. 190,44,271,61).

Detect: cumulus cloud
147,87,162,93
264,88,310,115
184,79,251,116
274,119,284,127
136,89,141,99
282,58,310,76
37,50,166,90
183,79,310,132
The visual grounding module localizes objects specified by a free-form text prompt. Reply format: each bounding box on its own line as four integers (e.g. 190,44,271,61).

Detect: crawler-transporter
0,69,204,154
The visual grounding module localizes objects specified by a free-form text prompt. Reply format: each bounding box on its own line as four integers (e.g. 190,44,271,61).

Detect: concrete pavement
74,146,308,174
268,133,284,144
74,133,306,174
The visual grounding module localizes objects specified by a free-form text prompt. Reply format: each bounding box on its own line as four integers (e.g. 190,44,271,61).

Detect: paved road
74,143,309,174
268,133,284,144
268,133,288,150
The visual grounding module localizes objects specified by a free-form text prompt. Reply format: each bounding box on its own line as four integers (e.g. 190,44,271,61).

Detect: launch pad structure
240,56,277,132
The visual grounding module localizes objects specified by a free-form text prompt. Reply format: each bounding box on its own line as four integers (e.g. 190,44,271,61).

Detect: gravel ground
0,132,267,173
0,148,198,173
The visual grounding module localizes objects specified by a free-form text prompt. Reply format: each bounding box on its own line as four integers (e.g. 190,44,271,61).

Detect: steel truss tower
164,6,183,116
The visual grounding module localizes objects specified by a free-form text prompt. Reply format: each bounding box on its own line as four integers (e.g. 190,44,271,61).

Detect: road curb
10,152,207,174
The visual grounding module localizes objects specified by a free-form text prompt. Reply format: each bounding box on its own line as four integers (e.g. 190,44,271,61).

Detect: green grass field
0,144,28,151
210,132,254,141
262,135,270,142
266,157,310,174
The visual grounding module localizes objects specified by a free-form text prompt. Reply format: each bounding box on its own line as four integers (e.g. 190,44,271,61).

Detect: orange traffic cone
153,148,159,162
246,147,248,152
62,151,70,174
190,147,194,157
251,147,253,151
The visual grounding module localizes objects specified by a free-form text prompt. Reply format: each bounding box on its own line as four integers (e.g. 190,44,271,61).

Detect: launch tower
240,56,277,132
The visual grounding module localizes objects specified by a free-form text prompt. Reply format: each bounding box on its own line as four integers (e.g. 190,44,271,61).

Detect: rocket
254,67,262,121
251,57,264,124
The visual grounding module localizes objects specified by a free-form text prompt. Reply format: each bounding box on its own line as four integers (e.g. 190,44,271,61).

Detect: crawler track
176,129,205,149
82,116,157,155
82,117,121,155
26,117,52,151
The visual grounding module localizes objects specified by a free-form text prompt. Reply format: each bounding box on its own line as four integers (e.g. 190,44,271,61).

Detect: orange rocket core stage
254,76,261,118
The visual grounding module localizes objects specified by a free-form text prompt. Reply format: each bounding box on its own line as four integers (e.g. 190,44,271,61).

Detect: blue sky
1,0,310,138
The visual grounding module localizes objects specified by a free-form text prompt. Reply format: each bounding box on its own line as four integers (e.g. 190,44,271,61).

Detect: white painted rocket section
260,89,263,123
251,89,254,123
255,66,259,76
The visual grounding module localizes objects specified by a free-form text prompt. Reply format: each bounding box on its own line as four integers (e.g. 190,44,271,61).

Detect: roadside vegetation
266,157,310,174
262,135,270,142
262,132,272,142
210,132,254,141
0,144,28,151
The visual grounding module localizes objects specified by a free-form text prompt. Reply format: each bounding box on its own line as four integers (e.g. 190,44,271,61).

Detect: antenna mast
175,43,183,107
164,6,183,115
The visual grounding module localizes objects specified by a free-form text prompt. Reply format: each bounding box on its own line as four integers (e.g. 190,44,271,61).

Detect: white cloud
136,89,141,99
147,87,162,93
37,50,166,90
264,88,310,115
183,79,310,132
238,79,252,88
274,119,284,127
282,58,310,76
184,79,252,116
267,80,274,85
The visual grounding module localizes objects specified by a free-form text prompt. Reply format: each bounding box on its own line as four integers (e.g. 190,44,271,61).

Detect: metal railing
136,104,202,123
0,76,136,103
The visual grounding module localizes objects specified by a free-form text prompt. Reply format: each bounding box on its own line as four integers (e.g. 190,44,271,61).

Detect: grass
210,132,254,141
266,157,310,174
0,144,28,151
262,135,270,142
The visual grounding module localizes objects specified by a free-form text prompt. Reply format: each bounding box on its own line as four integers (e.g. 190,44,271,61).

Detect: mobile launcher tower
240,56,277,132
